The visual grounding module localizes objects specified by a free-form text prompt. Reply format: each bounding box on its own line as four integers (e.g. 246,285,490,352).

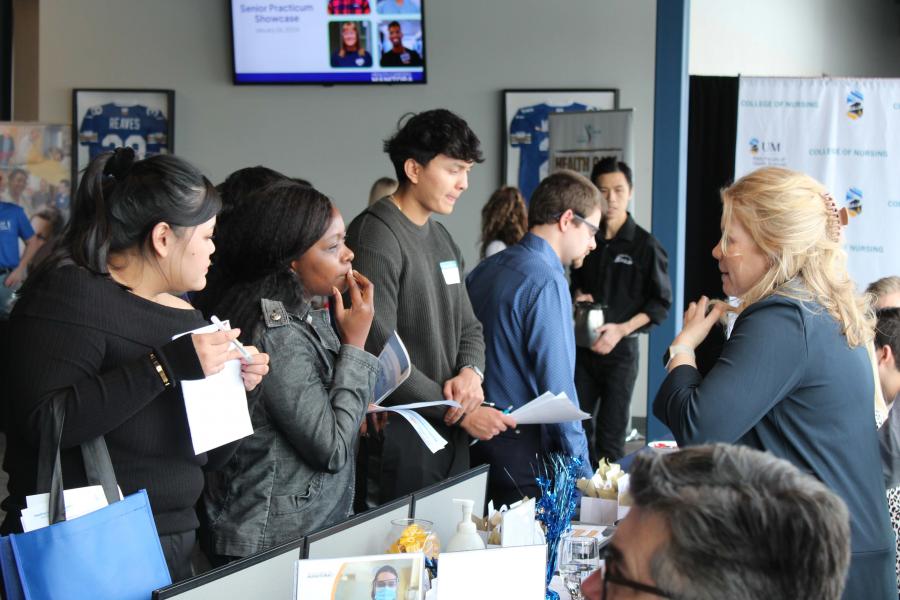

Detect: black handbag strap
36,396,121,525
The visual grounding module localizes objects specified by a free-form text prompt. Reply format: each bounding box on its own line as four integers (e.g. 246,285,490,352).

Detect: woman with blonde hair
331,21,372,67
654,166,894,599
479,186,527,259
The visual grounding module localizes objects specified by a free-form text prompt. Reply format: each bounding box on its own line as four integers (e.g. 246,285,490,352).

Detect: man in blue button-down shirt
467,170,601,505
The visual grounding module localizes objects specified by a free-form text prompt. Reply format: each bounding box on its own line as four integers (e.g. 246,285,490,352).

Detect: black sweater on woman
2,265,234,536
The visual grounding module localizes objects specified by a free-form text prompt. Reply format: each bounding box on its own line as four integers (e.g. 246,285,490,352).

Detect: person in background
869,276,900,310
478,185,527,260
1,148,270,581
0,176,39,318
571,157,671,463
581,444,851,600
371,565,400,600
27,206,65,272
368,176,398,207
192,166,288,318
331,22,373,68
467,171,599,505
4,168,29,208
872,307,900,594
52,179,71,222
347,109,512,502
201,180,377,560
653,166,894,598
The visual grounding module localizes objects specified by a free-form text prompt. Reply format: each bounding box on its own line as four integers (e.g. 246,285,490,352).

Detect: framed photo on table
502,88,617,202
71,89,174,188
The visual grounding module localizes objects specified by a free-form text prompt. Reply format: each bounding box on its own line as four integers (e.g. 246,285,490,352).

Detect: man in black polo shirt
570,157,672,462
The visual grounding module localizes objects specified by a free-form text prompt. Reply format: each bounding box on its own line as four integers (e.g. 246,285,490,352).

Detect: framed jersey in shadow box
71,88,174,189
502,88,617,203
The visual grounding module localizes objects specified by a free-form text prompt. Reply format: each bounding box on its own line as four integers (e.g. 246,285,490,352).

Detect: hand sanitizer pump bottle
445,498,486,552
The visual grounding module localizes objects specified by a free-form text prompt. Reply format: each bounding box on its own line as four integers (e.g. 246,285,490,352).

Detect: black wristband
156,333,205,383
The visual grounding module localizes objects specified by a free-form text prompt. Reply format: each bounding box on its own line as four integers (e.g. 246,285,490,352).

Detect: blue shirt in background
0,202,34,269
467,233,592,481
376,0,420,13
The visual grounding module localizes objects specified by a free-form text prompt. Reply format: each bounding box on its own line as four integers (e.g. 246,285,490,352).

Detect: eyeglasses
600,546,673,599
552,211,600,237
374,579,398,589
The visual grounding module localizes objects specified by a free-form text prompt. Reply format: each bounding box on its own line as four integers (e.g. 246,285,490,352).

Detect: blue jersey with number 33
79,103,168,159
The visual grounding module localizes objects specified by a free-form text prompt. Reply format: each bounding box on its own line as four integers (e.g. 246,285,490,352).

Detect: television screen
230,0,426,84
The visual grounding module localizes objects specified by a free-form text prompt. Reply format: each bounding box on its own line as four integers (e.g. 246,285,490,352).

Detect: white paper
374,331,412,404
617,474,632,520
501,497,538,547
511,391,591,425
367,400,461,413
21,485,116,532
436,544,546,600
580,497,618,526
368,401,460,453
294,553,425,600
175,322,253,454
392,409,448,453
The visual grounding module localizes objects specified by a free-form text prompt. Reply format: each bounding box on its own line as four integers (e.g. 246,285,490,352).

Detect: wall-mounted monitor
230,0,426,84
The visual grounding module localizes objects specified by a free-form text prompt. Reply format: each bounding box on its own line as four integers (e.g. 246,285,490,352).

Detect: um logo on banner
845,187,863,216
749,138,781,154
846,90,864,120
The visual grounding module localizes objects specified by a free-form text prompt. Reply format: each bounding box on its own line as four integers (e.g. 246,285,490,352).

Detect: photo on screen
375,0,420,15
295,553,426,600
327,0,371,15
329,21,373,68
378,20,423,68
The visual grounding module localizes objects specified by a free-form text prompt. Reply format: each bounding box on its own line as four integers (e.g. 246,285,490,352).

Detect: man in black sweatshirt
347,109,515,502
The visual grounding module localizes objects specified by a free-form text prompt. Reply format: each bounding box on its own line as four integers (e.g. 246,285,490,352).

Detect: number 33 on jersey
79,103,168,159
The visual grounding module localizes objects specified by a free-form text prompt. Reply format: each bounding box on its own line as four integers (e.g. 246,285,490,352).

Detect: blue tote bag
0,398,172,600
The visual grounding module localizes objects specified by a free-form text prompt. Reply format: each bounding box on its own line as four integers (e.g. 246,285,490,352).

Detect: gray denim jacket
203,298,378,557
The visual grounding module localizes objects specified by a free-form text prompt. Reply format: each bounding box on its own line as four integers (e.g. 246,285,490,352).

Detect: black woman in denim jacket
197,179,378,561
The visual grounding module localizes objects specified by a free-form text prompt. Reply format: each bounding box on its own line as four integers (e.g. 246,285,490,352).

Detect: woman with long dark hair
199,180,377,559
479,186,527,259
2,148,269,581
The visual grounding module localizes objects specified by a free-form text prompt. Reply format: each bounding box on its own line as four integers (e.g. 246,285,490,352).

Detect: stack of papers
374,331,412,404
21,485,122,532
368,400,460,453
510,391,591,425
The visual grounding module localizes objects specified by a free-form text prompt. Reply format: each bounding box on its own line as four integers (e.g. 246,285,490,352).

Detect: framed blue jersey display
502,89,618,202
72,89,174,191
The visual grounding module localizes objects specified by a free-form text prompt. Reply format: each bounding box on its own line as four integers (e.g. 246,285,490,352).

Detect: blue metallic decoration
535,453,582,600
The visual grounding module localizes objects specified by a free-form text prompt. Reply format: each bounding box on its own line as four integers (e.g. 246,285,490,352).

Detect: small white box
579,497,618,525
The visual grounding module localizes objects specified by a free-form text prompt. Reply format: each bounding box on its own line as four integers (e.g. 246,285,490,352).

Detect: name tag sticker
440,260,461,285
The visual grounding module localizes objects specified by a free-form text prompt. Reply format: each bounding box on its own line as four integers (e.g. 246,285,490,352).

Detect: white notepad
174,322,253,454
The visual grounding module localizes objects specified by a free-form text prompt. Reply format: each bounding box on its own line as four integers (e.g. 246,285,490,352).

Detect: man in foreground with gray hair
582,443,851,600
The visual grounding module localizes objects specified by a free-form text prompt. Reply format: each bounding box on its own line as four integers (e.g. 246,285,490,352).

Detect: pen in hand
210,315,253,361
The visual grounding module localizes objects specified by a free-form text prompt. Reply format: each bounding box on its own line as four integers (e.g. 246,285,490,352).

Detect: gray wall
36,0,659,268
36,0,659,420
31,0,900,430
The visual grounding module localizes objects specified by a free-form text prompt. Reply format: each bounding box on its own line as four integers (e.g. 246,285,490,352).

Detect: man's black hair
876,308,900,370
383,109,483,184
589,156,633,189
